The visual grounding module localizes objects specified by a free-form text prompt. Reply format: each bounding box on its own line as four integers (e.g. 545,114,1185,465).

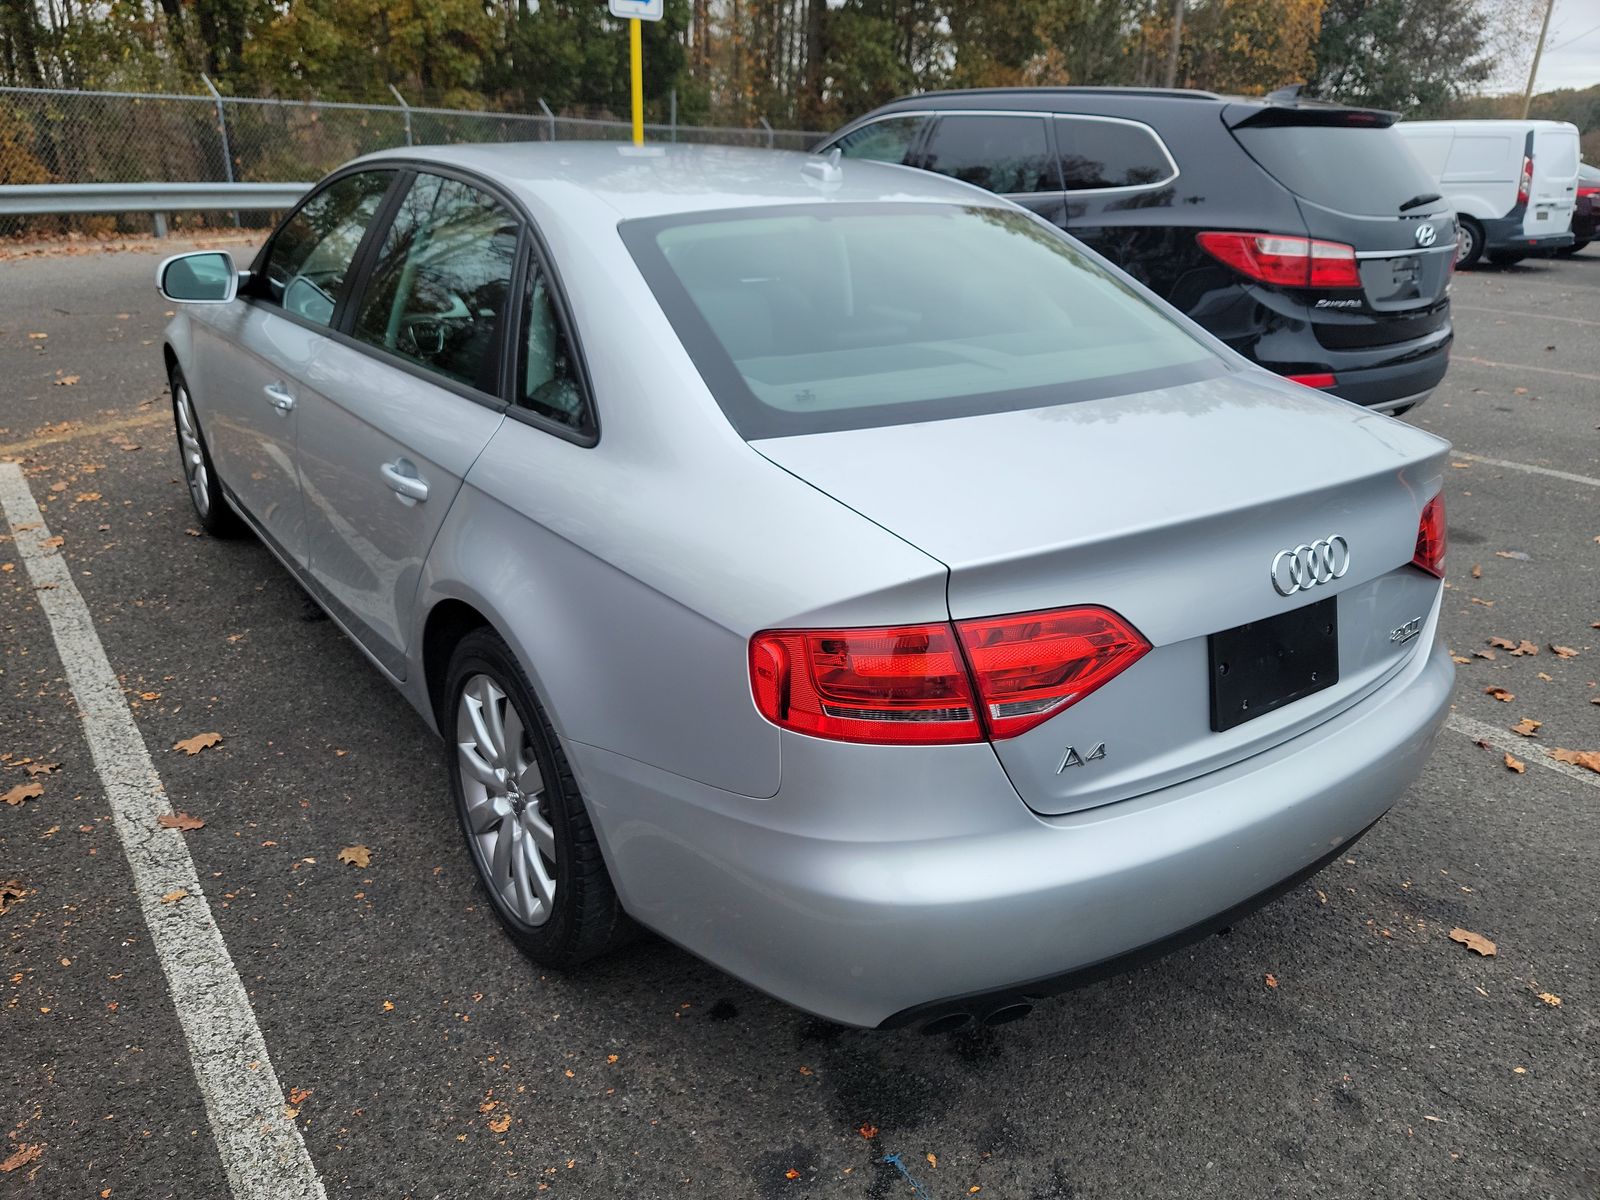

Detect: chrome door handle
380,460,429,502
263,382,295,413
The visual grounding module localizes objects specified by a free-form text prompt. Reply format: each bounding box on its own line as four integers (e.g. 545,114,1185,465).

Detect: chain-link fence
0,84,826,239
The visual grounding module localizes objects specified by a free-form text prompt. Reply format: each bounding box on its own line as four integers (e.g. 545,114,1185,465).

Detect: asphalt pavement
2,238,1597,1200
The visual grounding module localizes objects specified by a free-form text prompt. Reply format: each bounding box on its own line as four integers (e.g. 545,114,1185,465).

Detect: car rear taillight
1412,494,1446,578
749,623,982,745
1517,155,1533,207
956,607,1151,739
1196,231,1362,289
750,607,1151,745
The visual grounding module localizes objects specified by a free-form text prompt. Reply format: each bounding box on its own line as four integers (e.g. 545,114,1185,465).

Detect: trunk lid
754,372,1451,816
1225,105,1454,319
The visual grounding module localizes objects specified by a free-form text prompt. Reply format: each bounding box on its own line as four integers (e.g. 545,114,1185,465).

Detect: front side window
831,116,928,166
261,171,393,326
621,203,1226,440
917,115,1058,194
352,172,518,392
516,258,592,436
1057,118,1175,190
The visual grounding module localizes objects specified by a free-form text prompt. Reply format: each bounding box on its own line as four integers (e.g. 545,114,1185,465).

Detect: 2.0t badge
1271,536,1351,596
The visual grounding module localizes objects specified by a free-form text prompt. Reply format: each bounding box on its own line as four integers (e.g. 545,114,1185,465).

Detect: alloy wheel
455,673,557,926
173,384,211,518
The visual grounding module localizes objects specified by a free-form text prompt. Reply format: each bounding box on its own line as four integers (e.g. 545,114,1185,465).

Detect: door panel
192,170,395,566
298,172,518,676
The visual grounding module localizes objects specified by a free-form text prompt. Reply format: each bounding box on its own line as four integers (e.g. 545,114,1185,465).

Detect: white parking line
1451,303,1600,329
0,463,326,1200
1445,713,1600,791
1454,354,1600,384
1453,453,1600,489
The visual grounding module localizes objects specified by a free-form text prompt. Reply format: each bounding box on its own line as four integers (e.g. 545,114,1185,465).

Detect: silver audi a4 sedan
157,143,1453,1031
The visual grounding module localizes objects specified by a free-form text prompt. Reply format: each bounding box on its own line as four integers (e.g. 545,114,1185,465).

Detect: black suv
820,88,1454,414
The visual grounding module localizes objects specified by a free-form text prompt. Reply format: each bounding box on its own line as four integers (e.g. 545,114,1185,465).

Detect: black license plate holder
1208,597,1338,733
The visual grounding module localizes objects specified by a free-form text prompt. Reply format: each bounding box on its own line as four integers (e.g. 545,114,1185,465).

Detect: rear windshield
1233,125,1441,217
620,203,1226,439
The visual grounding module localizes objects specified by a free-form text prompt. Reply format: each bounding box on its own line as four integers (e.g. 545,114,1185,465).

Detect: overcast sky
1488,0,1600,94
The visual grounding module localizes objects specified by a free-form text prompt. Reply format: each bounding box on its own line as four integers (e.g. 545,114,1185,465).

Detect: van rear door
1524,124,1579,238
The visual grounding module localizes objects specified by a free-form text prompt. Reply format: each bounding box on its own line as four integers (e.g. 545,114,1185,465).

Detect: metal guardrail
0,182,311,216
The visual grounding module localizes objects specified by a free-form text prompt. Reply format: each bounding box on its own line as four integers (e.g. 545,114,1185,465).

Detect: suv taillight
750,607,1151,745
1517,155,1533,207
1196,231,1361,289
1412,494,1446,578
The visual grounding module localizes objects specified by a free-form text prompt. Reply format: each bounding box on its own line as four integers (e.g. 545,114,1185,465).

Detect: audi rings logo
1271,536,1351,596
1415,223,1438,248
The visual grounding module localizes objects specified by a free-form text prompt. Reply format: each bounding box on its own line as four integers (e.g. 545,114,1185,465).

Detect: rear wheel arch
423,598,492,729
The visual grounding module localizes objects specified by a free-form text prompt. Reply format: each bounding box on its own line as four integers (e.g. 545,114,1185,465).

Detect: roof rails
888,86,1225,104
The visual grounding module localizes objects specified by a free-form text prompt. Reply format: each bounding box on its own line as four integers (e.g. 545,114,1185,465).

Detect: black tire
169,366,245,538
1487,250,1526,267
444,627,631,967
1455,217,1484,269
1557,240,1590,256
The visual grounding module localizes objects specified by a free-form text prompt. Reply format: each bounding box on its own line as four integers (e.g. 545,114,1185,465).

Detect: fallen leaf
282,1104,299,1120
1449,927,1497,956
1471,563,1482,579
172,732,221,755
1474,649,1496,661
48,480,67,492
1510,640,1539,657
1550,645,1579,659
1484,686,1514,702
1548,748,1600,774
1451,655,1471,664
53,374,80,387
0,563,11,573
1503,751,1525,773
157,812,204,831
1510,718,1542,738
74,492,100,502
488,1112,511,1134
1470,597,1495,607
26,332,47,339
140,692,160,701
1513,1066,1527,1074
858,1123,879,1139
24,761,59,776
608,1054,620,1064
286,1086,311,1105
1488,636,1517,650
160,888,188,904
785,1169,800,1180
1537,672,1553,682
0,881,26,915
337,845,371,868
41,535,63,549
1536,991,1561,1007
1494,550,1530,561
0,1143,43,1173
382,1000,394,1011
2,781,44,806
927,1153,938,1167
1264,973,1279,988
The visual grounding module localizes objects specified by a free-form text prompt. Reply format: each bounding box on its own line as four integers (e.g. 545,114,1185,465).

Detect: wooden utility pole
1520,0,1557,118
1164,0,1185,89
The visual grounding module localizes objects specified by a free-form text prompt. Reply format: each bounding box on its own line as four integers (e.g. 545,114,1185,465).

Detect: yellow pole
629,17,644,146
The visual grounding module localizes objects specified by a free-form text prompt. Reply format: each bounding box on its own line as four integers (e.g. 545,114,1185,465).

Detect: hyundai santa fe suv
821,87,1456,416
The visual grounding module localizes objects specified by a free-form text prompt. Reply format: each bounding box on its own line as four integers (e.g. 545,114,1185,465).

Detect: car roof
350,141,1009,220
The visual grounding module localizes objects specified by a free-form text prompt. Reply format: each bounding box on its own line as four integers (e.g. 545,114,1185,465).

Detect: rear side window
517,259,593,436
1057,117,1175,190
1233,125,1440,217
917,115,1058,194
262,171,392,326
621,203,1225,440
351,172,519,393
832,116,927,166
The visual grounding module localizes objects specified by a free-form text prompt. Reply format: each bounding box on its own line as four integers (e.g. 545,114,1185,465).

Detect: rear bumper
1323,340,1451,410
1482,213,1574,252
572,634,1454,1029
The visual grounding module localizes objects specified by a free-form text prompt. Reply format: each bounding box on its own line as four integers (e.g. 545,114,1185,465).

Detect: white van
1397,119,1579,267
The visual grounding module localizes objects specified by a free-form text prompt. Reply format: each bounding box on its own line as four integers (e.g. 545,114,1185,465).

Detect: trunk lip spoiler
1222,101,1400,130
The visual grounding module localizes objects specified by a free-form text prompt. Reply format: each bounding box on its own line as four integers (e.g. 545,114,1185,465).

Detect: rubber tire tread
445,627,633,968
169,367,246,538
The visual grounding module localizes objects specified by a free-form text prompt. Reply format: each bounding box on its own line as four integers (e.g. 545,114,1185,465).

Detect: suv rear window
1233,125,1439,217
620,203,1226,440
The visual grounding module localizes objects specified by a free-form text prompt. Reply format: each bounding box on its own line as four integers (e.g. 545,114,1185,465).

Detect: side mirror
157,251,240,304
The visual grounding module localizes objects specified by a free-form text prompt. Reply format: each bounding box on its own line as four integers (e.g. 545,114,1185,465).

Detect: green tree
1311,0,1494,113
